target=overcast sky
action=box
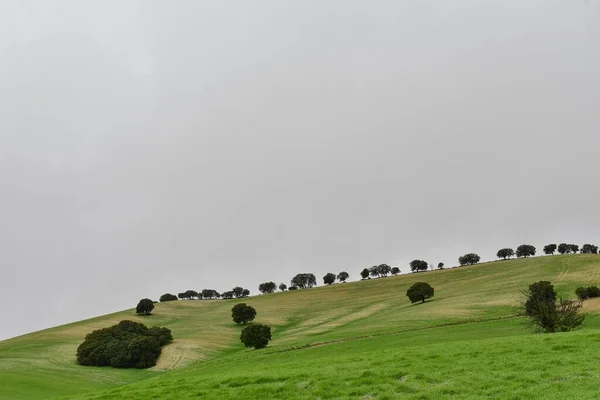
[0,1,599,340]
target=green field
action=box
[1,254,600,399]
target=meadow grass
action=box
[1,254,599,399]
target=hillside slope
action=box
[1,254,599,399]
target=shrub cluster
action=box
[76,320,172,369]
[575,286,600,300]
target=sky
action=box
[0,0,599,340]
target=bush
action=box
[159,293,178,302]
[406,282,434,304]
[575,286,600,300]
[522,281,584,333]
[231,303,256,325]
[76,320,172,368]
[240,324,272,349]
[136,298,154,315]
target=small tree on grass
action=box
[581,244,599,254]
[543,244,557,255]
[458,253,480,266]
[278,283,287,291]
[516,245,536,258]
[496,248,515,260]
[437,262,444,270]
[231,303,256,325]
[576,286,600,300]
[240,324,272,349]
[557,243,570,254]
[569,244,580,254]
[159,293,178,302]
[323,273,336,285]
[409,259,428,272]
[391,267,400,275]
[258,282,277,294]
[522,281,585,333]
[136,298,154,316]
[337,271,349,282]
[360,268,370,279]
[406,282,434,304]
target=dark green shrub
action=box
[231,303,256,325]
[159,293,178,302]
[76,320,172,368]
[575,286,600,300]
[406,282,434,304]
[240,324,272,349]
[522,281,584,333]
[136,298,154,315]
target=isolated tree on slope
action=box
[360,268,370,279]
[258,282,277,294]
[337,271,349,282]
[516,245,536,258]
[496,248,515,260]
[406,282,434,304]
[543,244,557,255]
[278,283,287,291]
[136,298,154,316]
[291,273,317,289]
[437,262,444,270]
[323,273,336,285]
[159,293,178,302]
[391,267,400,275]
[240,324,271,349]
[231,303,256,325]
[458,253,480,266]
[409,259,428,272]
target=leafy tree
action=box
[522,281,584,333]
[378,264,392,277]
[437,262,444,270]
[360,268,370,279]
[391,267,400,275]
[201,289,219,299]
[406,282,434,304]
[323,273,336,285]
[240,324,272,349]
[458,253,480,266]
[557,243,571,254]
[278,283,287,291]
[291,273,316,289]
[369,266,380,278]
[409,259,428,272]
[581,244,599,254]
[232,287,244,298]
[569,244,579,254]
[575,286,600,300]
[496,248,515,260]
[231,303,256,325]
[177,292,186,300]
[221,291,234,299]
[76,320,172,369]
[136,299,154,316]
[288,286,298,290]
[516,245,536,258]
[543,244,557,255]
[159,293,178,302]
[337,271,349,282]
[258,282,277,294]
[242,289,250,298]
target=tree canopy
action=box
[496,248,515,260]
[258,282,277,294]
[391,267,400,275]
[136,299,154,316]
[278,283,287,291]
[291,273,317,289]
[337,271,349,282]
[159,293,178,302]
[323,273,336,285]
[406,282,434,304]
[458,253,480,266]
[543,244,557,255]
[231,303,257,325]
[516,245,536,258]
[360,268,370,279]
[522,281,584,333]
[240,324,272,349]
[581,244,599,254]
[76,320,172,369]
[409,259,428,272]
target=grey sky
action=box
[1,1,599,340]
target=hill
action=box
[1,254,600,399]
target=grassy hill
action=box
[1,254,600,399]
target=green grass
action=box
[1,254,600,399]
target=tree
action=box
[391,267,400,275]
[291,273,316,289]
[360,268,370,279]
[581,244,599,254]
[136,299,154,316]
[231,303,256,325]
[557,243,570,254]
[369,266,380,278]
[241,289,250,298]
[516,245,536,258]
[496,248,515,260]
[437,262,444,270]
[232,287,244,298]
[569,244,579,254]
[76,320,172,369]
[458,253,480,266]
[159,293,178,302]
[522,281,584,333]
[575,286,600,300]
[288,286,298,290]
[409,259,428,272]
[258,282,277,294]
[543,244,557,255]
[201,289,219,299]
[323,273,336,285]
[278,283,287,291]
[406,282,434,304]
[378,264,392,277]
[337,271,349,282]
[221,291,234,299]
[240,324,272,349]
